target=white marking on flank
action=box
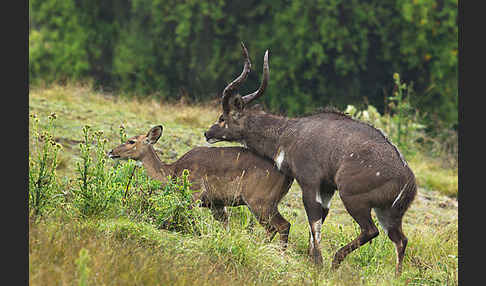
[275,150,285,170]
[391,183,407,208]
[376,171,380,176]
[350,153,354,157]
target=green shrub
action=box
[29,113,63,218]
[119,162,161,221]
[143,169,202,234]
[387,73,427,156]
[75,248,91,286]
[111,160,201,234]
[345,73,426,157]
[29,0,90,83]
[71,126,122,218]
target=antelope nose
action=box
[204,132,207,138]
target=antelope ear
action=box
[146,125,163,144]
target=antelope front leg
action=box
[263,211,291,249]
[271,212,291,249]
[247,205,290,249]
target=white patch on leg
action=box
[313,220,322,244]
[395,243,401,268]
[240,140,248,148]
[316,192,322,204]
[317,192,332,209]
[275,150,285,170]
[309,220,322,251]
[309,230,314,249]
[323,195,332,209]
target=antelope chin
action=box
[107,152,120,159]
[206,138,222,144]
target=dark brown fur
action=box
[204,44,417,275]
[108,125,294,246]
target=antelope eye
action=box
[127,140,136,144]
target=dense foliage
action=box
[29,0,457,127]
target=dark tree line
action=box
[29,0,457,128]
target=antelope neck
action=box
[139,146,173,183]
[244,113,292,162]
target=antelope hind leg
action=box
[331,195,378,269]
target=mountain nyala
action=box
[204,42,417,275]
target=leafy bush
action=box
[119,161,161,221]
[125,169,203,234]
[75,248,91,286]
[345,73,426,157]
[387,73,427,155]
[29,113,63,218]
[29,0,90,83]
[71,126,122,218]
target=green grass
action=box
[29,84,458,285]
[408,154,458,197]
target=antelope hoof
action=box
[331,253,344,270]
[395,266,403,277]
[280,242,289,252]
[331,260,341,270]
[309,249,323,265]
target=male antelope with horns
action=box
[204,42,417,275]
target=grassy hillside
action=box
[29,84,458,285]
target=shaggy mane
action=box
[302,105,354,120]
